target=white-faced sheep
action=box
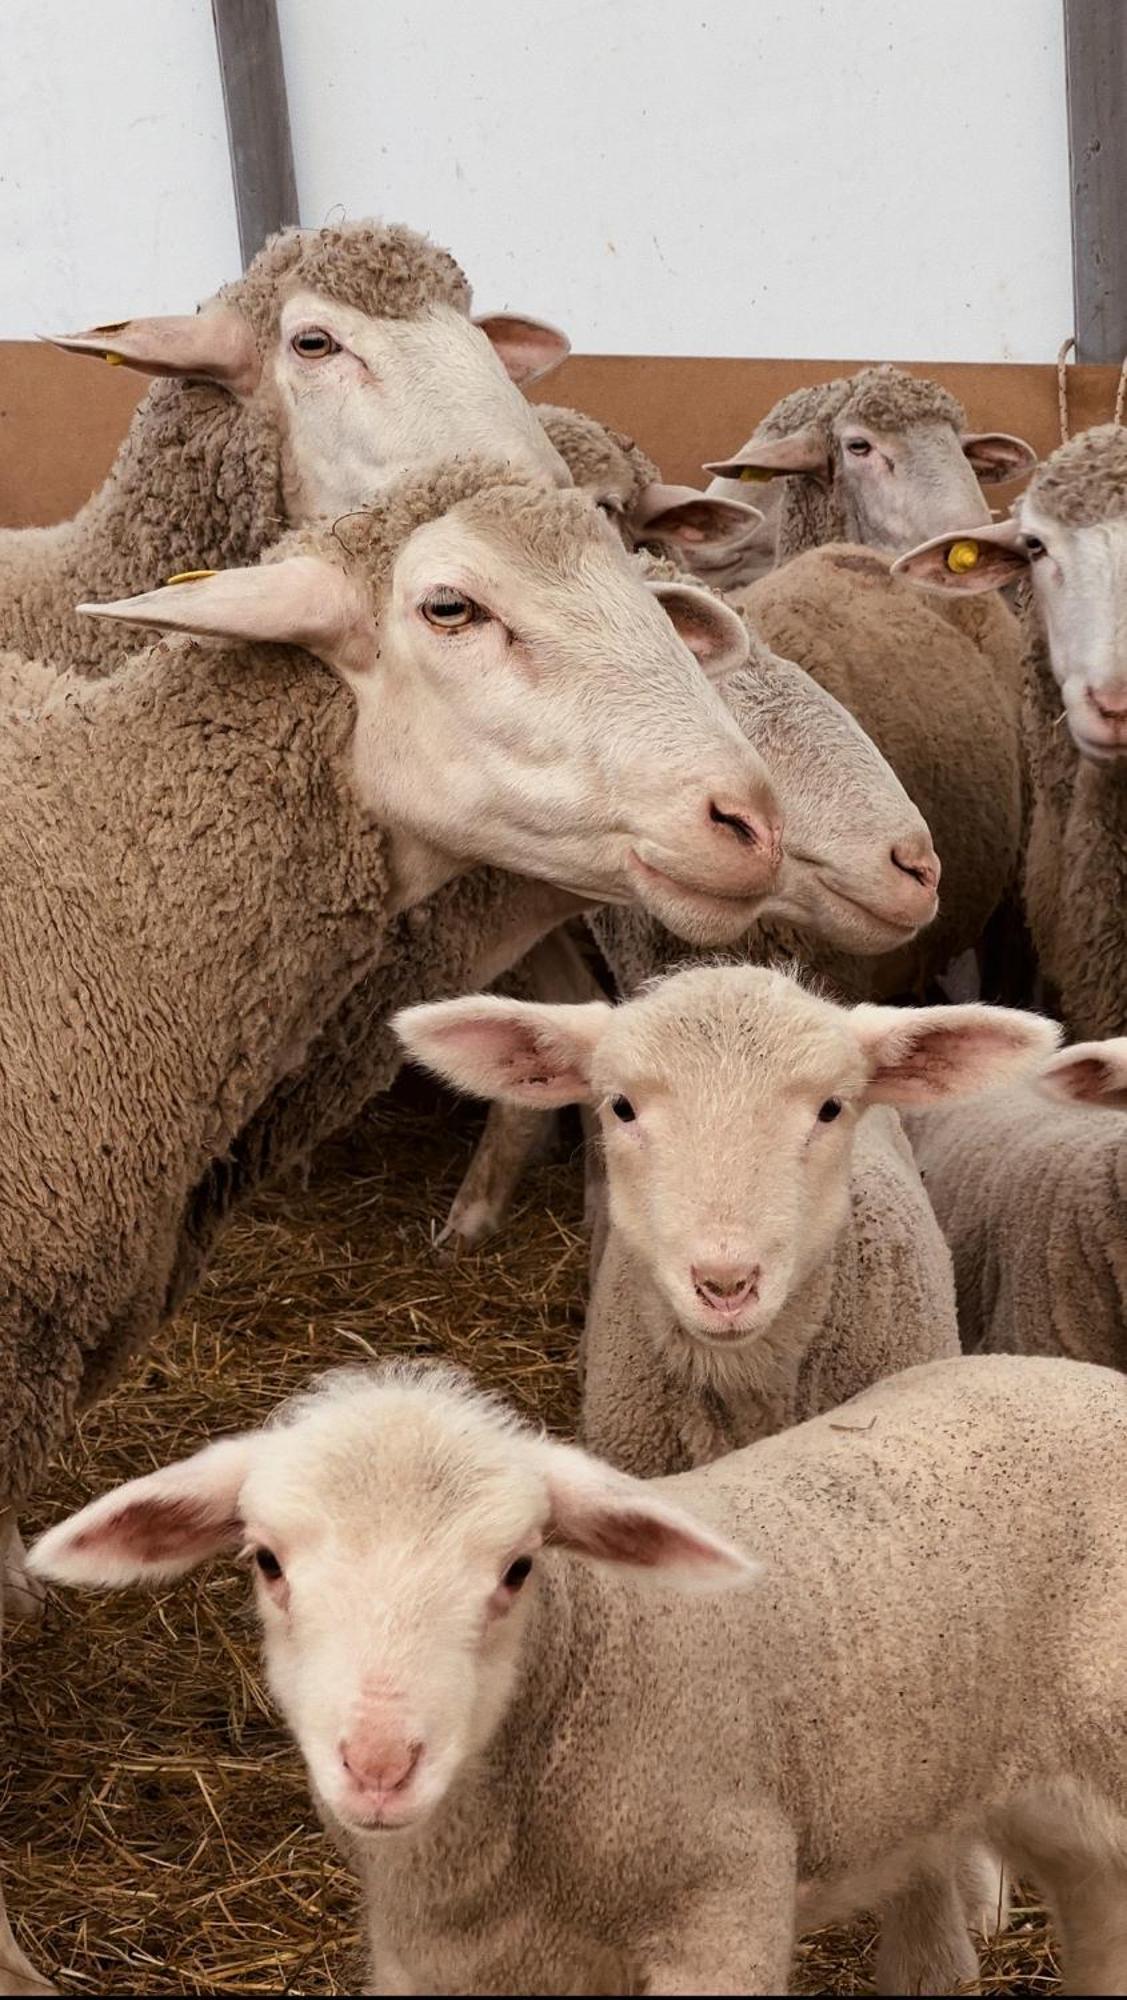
[397,968,1057,1473]
[896,423,1127,1041]
[33,1354,1127,1996]
[1,220,570,676]
[905,1036,1127,1365]
[0,464,781,1995]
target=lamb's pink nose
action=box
[339,1735,422,1798]
[691,1262,761,1314]
[1086,683,1127,722]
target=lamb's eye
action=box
[1024,535,1046,559]
[845,438,872,457]
[254,1547,283,1580]
[502,1555,533,1591]
[290,328,341,359]
[610,1095,637,1123]
[817,1098,843,1124]
[421,590,481,630]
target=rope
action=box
[1055,334,1127,442]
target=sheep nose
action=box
[340,1736,422,1797]
[708,796,783,862]
[691,1262,761,1314]
[1086,683,1127,721]
[891,836,941,894]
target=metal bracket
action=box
[211,0,299,266]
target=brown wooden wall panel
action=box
[3,342,1127,531]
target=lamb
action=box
[895,423,1127,1041]
[704,364,1036,565]
[33,1353,1127,1996]
[904,1037,1127,1365]
[0,463,780,1997]
[0,219,570,676]
[397,968,1056,1473]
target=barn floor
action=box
[3,1084,1059,1995]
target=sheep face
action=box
[29,1369,753,1838]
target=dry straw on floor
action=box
[4,1082,1059,1994]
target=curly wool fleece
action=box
[755,365,966,446]
[1026,421,1127,527]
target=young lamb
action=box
[905,1037,1127,1365]
[0,464,780,1996]
[895,423,1127,1041]
[704,364,1036,566]
[32,1353,1127,1996]
[396,968,1056,1472]
[0,219,570,676]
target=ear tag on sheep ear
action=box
[946,540,981,573]
[738,467,774,483]
[165,569,218,586]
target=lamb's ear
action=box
[27,1438,252,1589]
[539,1441,759,1592]
[961,432,1038,485]
[392,995,612,1107]
[892,518,1029,594]
[1037,1039,1127,1111]
[475,314,571,384]
[852,1003,1062,1107]
[703,427,830,485]
[648,580,750,685]
[44,306,260,396]
[633,482,764,552]
[77,556,376,676]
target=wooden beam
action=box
[211,0,299,266]
[1064,0,1127,363]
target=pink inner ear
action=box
[431,1017,588,1097]
[73,1495,241,1564]
[549,1507,703,1567]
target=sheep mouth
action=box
[1071,729,1127,765]
[626,850,771,931]
[810,871,935,940]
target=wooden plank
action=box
[211,0,299,266]
[1064,0,1127,363]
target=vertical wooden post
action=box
[211,0,299,266]
[1064,0,1127,363]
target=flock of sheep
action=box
[2,215,1127,1996]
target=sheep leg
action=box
[642,1829,795,1995]
[874,1863,981,1995]
[0,1903,54,2000]
[1044,1864,1127,1996]
[0,1516,44,1632]
[438,1103,559,1250]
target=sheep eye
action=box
[290,328,341,359]
[845,438,872,457]
[1024,535,1046,559]
[817,1097,843,1124]
[502,1555,533,1591]
[254,1547,283,1580]
[421,590,481,630]
[596,496,624,517]
[610,1095,637,1123]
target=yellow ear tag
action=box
[946,540,981,573]
[738,466,774,483]
[104,352,125,365]
[165,569,217,586]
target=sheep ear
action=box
[27,1438,252,1589]
[852,1003,1062,1107]
[703,427,830,485]
[77,556,375,675]
[44,306,260,396]
[540,1442,759,1592]
[392,995,611,1107]
[633,483,764,552]
[475,314,571,384]
[961,432,1038,485]
[1037,1039,1127,1110]
[648,580,750,685]
[892,519,1029,594]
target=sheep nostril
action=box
[709,800,759,846]
[891,843,940,892]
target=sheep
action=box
[703,364,1036,566]
[0,220,571,677]
[32,1352,1127,1996]
[904,1037,1127,1365]
[535,403,772,584]
[396,967,1057,1473]
[0,462,781,1995]
[895,423,1127,1041]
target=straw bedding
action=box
[2,1080,1059,1994]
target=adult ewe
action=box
[35,1354,1127,1997]
[896,423,1127,1041]
[0,464,776,1998]
[906,1037,1127,1365]
[1,220,569,675]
